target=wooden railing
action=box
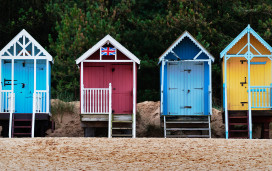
[0,90,15,113]
[35,90,48,113]
[250,86,272,108]
[82,83,112,114]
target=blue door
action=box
[14,60,34,113]
[167,61,204,115]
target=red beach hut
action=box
[76,35,140,138]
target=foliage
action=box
[1,0,272,104]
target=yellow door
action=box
[227,57,248,110]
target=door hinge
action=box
[194,88,203,90]
[240,60,247,64]
[169,88,178,90]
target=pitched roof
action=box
[158,31,214,62]
[76,35,140,64]
[220,25,272,58]
[0,29,53,61]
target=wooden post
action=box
[46,60,49,113]
[9,59,14,138]
[32,59,37,138]
[132,62,136,138]
[161,60,165,115]
[247,28,252,139]
[224,56,229,139]
[81,62,84,114]
[108,83,112,138]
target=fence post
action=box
[108,83,112,138]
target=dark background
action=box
[1,0,272,106]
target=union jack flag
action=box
[101,47,116,55]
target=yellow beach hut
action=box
[221,25,272,139]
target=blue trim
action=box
[247,89,266,92]
[204,62,209,115]
[249,131,252,139]
[251,62,266,65]
[226,131,228,139]
[223,83,226,111]
[220,25,272,58]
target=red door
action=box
[111,64,133,114]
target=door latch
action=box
[21,83,25,88]
[184,69,191,73]
[240,102,248,106]
[240,77,247,86]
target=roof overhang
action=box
[76,35,140,64]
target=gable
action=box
[169,37,210,60]
[227,33,271,55]
[0,29,52,61]
[159,31,214,62]
[86,43,130,61]
[76,35,140,64]
[221,25,272,57]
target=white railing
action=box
[0,90,15,113]
[35,90,48,113]
[82,83,112,114]
[250,86,272,108]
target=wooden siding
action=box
[223,57,271,110]
[166,61,205,115]
[82,62,134,114]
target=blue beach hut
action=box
[159,31,214,138]
[0,29,53,138]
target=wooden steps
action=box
[12,113,33,138]
[228,112,249,139]
[164,115,211,138]
[111,114,133,138]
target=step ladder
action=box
[110,114,133,138]
[163,115,211,138]
[228,111,249,139]
[12,113,33,138]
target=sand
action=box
[0,138,271,170]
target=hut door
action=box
[228,58,248,110]
[111,64,133,114]
[167,62,185,115]
[186,62,204,115]
[14,60,34,113]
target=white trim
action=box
[32,59,37,138]
[224,56,228,139]
[83,60,133,63]
[209,60,212,115]
[9,59,14,138]
[0,29,53,61]
[193,51,203,60]
[167,59,211,62]
[132,62,136,138]
[108,83,112,138]
[81,62,84,114]
[163,116,166,138]
[46,60,49,113]
[161,60,165,115]
[159,31,214,62]
[0,56,50,60]
[76,35,140,64]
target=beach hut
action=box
[76,35,140,138]
[0,29,53,138]
[159,31,214,138]
[221,25,272,139]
